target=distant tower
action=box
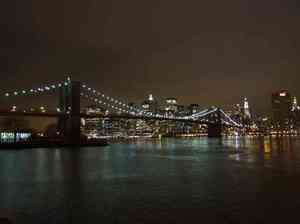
[243,97,251,119]
[292,96,298,111]
[141,94,158,113]
[148,94,154,101]
[57,77,81,145]
[271,90,292,129]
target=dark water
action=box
[1,137,300,223]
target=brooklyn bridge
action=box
[0,77,242,145]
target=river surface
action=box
[0,137,300,223]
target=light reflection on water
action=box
[0,137,300,223]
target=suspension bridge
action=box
[0,77,242,145]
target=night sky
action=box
[1,0,300,114]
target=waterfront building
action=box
[82,105,105,138]
[256,116,271,134]
[0,127,32,143]
[101,118,126,137]
[135,120,153,136]
[125,119,138,136]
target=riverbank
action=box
[0,139,108,149]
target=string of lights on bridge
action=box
[81,83,192,120]
[81,93,134,115]
[81,83,144,115]
[4,80,71,97]
[80,85,219,121]
[1,78,242,127]
[80,84,234,122]
[220,109,243,127]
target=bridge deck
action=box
[0,111,211,124]
[0,111,239,127]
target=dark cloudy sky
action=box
[1,0,300,113]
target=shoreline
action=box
[0,139,108,149]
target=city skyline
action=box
[2,2,300,223]
[1,79,299,117]
[1,78,300,141]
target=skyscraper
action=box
[243,97,251,119]
[271,90,292,128]
[188,104,200,115]
[291,96,300,111]
[165,98,178,113]
[141,94,158,113]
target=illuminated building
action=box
[165,98,178,116]
[256,116,271,134]
[135,120,153,136]
[188,104,200,115]
[290,96,300,127]
[0,132,31,143]
[233,104,242,116]
[225,104,242,124]
[177,105,188,117]
[291,96,300,111]
[243,97,251,119]
[0,124,32,143]
[81,105,105,138]
[128,102,138,112]
[141,94,158,113]
[85,105,105,115]
[271,90,292,129]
